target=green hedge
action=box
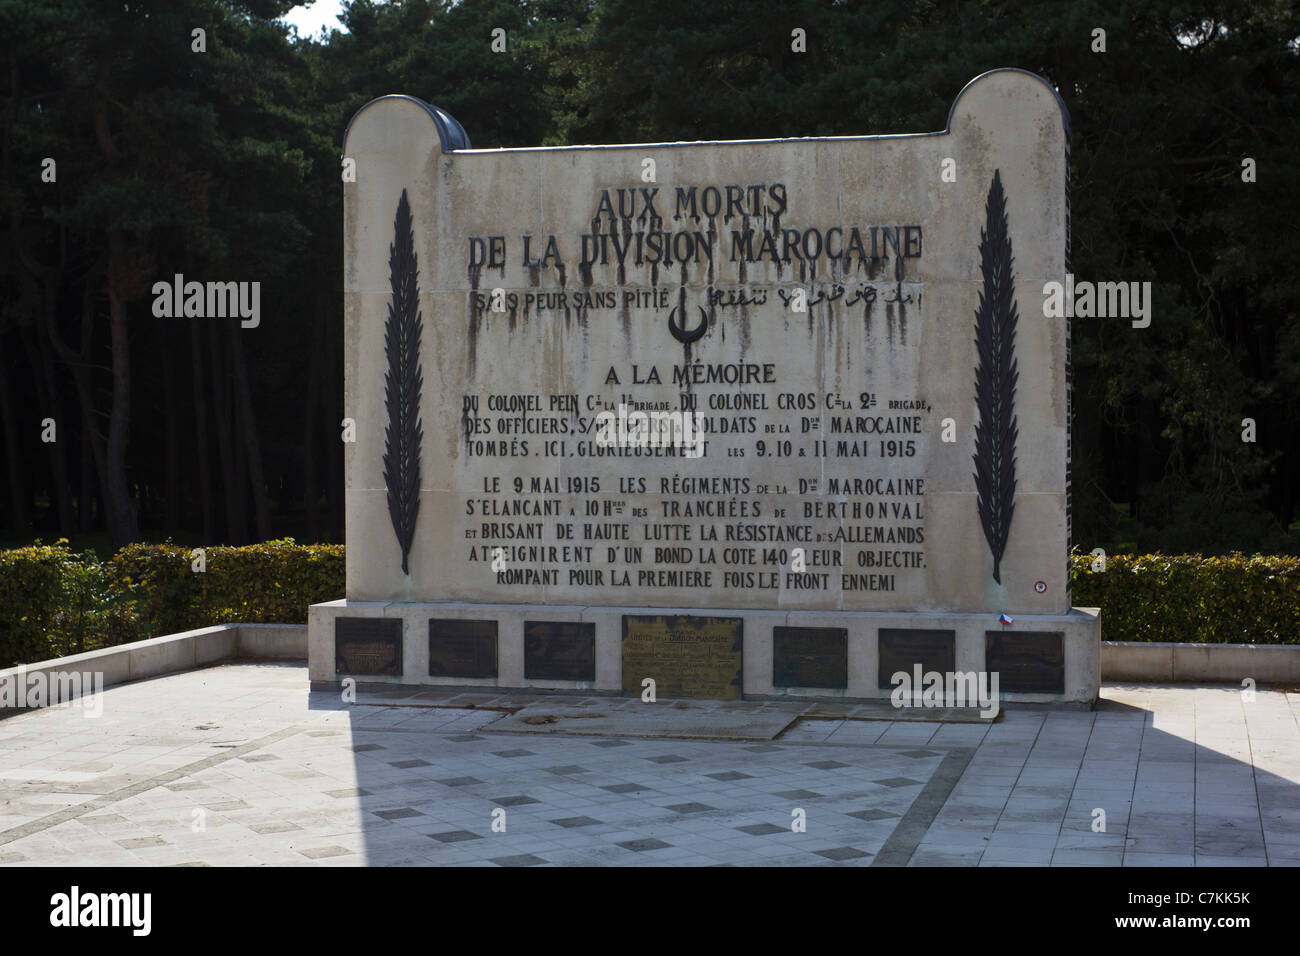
[1071,552,1300,644]
[0,543,70,666]
[108,539,344,636]
[0,542,138,667]
[0,538,343,666]
[1,543,1297,667]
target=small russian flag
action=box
[998,613,1014,626]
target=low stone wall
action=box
[1101,641,1300,683]
[0,624,307,707]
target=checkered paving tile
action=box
[0,666,1293,867]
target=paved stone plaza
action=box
[0,663,1295,866]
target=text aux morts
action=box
[465,182,923,279]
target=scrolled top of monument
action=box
[946,67,1070,137]
[341,69,1074,617]
[344,94,472,153]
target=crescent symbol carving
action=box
[668,304,709,343]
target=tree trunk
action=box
[231,337,248,541]
[104,232,140,548]
[37,320,75,536]
[190,315,215,542]
[79,421,94,533]
[303,292,324,542]
[22,320,75,534]
[93,51,138,549]
[230,327,272,540]
[208,321,241,543]
[1,62,30,535]
[159,324,181,532]
[0,352,29,534]
[328,312,344,542]
[50,283,111,537]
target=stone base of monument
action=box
[308,600,1100,707]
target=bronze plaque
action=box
[525,621,595,681]
[621,615,743,700]
[335,617,403,676]
[985,631,1064,693]
[773,627,847,689]
[878,628,956,689]
[428,619,498,678]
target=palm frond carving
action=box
[972,170,1019,584]
[383,189,423,575]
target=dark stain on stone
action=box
[465,293,479,380]
[897,287,907,344]
[737,214,749,284]
[584,218,601,288]
[705,222,717,288]
[617,220,631,286]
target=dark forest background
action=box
[1,0,1297,557]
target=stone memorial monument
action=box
[308,68,1101,706]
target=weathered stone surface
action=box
[340,70,1071,615]
[310,69,1100,704]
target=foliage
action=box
[0,542,68,666]
[47,546,140,656]
[190,538,345,627]
[0,539,342,665]
[1071,552,1300,643]
[0,541,139,666]
[109,538,344,635]
[107,542,199,639]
